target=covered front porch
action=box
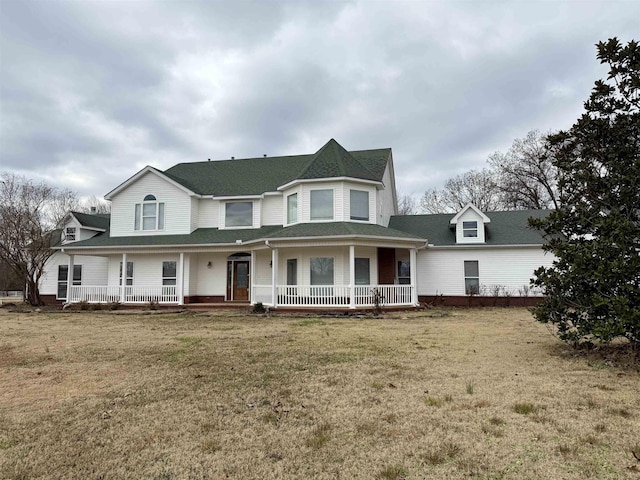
[61,237,424,309]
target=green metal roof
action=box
[388,210,551,246]
[163,139,390,196]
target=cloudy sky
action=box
[1,0,638,201]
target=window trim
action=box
[224,201,254,228]
[287,193,298,225]
[464,260,479,295]
[119,261,134,286]
[462,221,478,238]
[350,189,369,221]
[310,189,334,221]
[134,195,165,231]
[355,257,370,285]
[57,264,82,300]
[162,261,177,286]
[65,227,76,242]
[310,257,334,285]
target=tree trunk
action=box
[26,278,43,306]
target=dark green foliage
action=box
[530,38,640,346]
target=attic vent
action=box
[231,156,235,160]
[90,206,96,213]
[263,154,267,157]
[208,158,211,162]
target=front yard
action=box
[0,307,638,479]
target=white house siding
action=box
[107,254,182,288]
[190,197,199,233]
[197,199,220,229]
[40,252,109,298]
[110,171,193,237]
[416,246,554,296]
[378,163,396,226]
[193,252,231,296]
[455,209,486,244]
[262,194,283,226]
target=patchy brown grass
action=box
[1,307,639,479]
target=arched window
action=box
[134,194,165,231]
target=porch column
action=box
[66,254,75,303]
[250,251,256,304]
[349,245,355,309]
[410,248,418,306]
[178,252,184,305]
[120,253,127,304]
[271,248,278,308]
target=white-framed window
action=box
[350,190,369,221]
[287,259,297,285]
[355,258,370,285]
[463,221,478,238]
[225,201,253,227]
[398,260,411,285]
[57,265,81,300]
[287,193,298,224]
[162,261,177,286]
[310,257,334,285]
[119,261,134,286]
[310,189,333,221]
[135,195,164,231]
[65,227,76,241]
[464,260,479,294]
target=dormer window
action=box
[462,221,478,238]
[65,227,76,241]
[135,194,165,231]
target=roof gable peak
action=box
[449,203,491,225]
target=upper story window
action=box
[225,201,253,227]
[287,193,298,224]
[135,195,164,231]
[310,189,333,221]
[462,221,478,238]
[350,190,369,221]
[65,227,76,241]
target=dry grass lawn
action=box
[0,307,639,479]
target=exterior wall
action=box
[455,209,486,244]
[190,197,199,233]
[110,171,193,237]
[197,198,220,229]
[107,253,181,287]
[416,246,554,296]
[378,163,396,226]
[40,252,109,298]
[262,194,283,226]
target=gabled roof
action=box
[450,203,491,224]
[162,139,391,196]
[69,212,110,230]
[389,210,551,246]
[104,166,196,200]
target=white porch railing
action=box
[69,285,178,304]
[252,284,415,308]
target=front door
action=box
[233,261,250,301]
[227,254,251,301]
[377,248,396,284]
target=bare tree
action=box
[397,192,420,215]
[488,130,559,210]
[0,172,78,305]
[420,168,503,213]
[80,195,111,214]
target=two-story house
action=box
[39,139,554,308]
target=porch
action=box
[67,283,415,308]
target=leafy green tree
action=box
[530,38,640,346]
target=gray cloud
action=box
[1,0,638,200]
